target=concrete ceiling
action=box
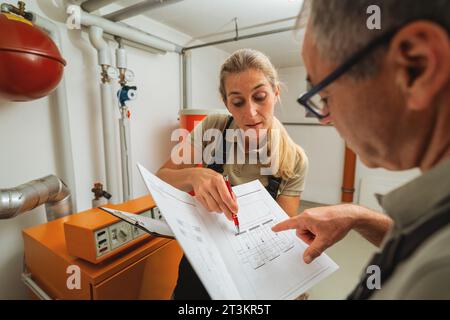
[112,0,307,68]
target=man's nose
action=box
[319,115,332,125]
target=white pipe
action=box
[104,0,185,22]
[31,13,77,212]
[116,42,133,202]
[89,25,111,65]
[81,0,119,13]
[21,272,52,300]
[119,110,132,201]
[100,81,121,204]
[89,26,121,204]
[182,51,192,109]
[80,9,181,53]
[116,47,127,69]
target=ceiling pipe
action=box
[185,16,297,46]
[181,51,192,109]
[81,0,118,13]
[182,26,295,53]
[79,9,182,53]
[103,0,185,22]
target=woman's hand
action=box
[191,168,238,221]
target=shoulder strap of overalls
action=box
[206,116,282,200]
[206,116,234,174]
[347,199,450,299]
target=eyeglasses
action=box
[297,28,399,120]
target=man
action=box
[273,0,450,299]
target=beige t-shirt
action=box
[188,114,308,197]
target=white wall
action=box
[0,0,228,299]
[276,66,346,204]
[190,48,230,111]
[277,66,420,207]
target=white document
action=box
[99,207,175,238]
[137,163,339,300]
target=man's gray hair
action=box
[307,0,450,78]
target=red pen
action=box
[224,175,240,234]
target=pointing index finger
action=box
[271,217,300,232]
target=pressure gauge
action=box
[106,66,118,80]
[124,69,135,82]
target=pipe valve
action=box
[117,85,137,107]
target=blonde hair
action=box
[219,49,307,180]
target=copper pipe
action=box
[341,145,357,203]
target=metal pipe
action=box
[30,12,78,213]
[89,26,121,204]
[0,175,72,221]
[185,16,297,45]
[181,51,192,109]
[80,9,182,53]
[104,0,185,22]
[21,272,52,300]
[341,145,357,203]
[0,3,11,13]
[0,1,32,20]
[81,0,118,13]
[182,26,295,53]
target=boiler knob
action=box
[119,228,128,239]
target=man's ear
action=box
[388,21,450,110]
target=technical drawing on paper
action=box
[232,219,294,269]
[226,195,295,270]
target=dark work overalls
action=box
[173,116,282,300]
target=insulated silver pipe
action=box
[104,0,185,22]
[0,175,72,221]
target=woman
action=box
[157,48,308,299]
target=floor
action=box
[297,201,379,300]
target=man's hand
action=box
[272,204,356,263]
[272,204,393,264]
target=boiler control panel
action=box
[64,196,163,264]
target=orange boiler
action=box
[22,196,183,300]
